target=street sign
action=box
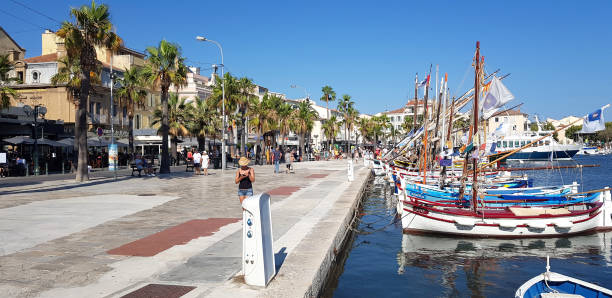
[108,144,118,171]
[97,127,103,137]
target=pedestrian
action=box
[193,150,202,175]
[134,155,144,177]
[273,147,281,174]
[235,156,255,204]
[285,149,293,174]
[201,151,209,176]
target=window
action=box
[497,141,501,147]
[149,94,154,107]
[32,71,40,83]
[515,141,520,147]
[521,141,526,147]
[113,104,118,117]
[95,102,101,115]
[17,71,23,82]
[503,141,507,148]
[513,125,517,131]
[135,114,141,129]
[123,107,127,118]
[545,140,550,146]
[495,117,499,122]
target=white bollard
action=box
[347,159,354,181]
[242,193,276,287]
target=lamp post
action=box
[196,36,226,170]
[23,104,47,175]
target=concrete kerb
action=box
[304,168,371,297]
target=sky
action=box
[2,0,611,119]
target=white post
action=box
[347,159,354,181]
[242,193,276,287]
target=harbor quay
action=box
[0,159,370,298]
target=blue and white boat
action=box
[493,133,580,161]
[516,256,612,298]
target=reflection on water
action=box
[327,156,612,297]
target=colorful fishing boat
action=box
[515,256,612,298]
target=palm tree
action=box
[56,0,121,182]
[144,40,187,173]
[0,54,20,110]
[276,101,294,151]
[321,85,336,120]
[293,100,318,160]
[346,107,359,151]
[152,93,188,162]
[337,94,355,152]
[401,115,414,133]
[248,94,273,164]
[115,66,147,158]
[322,115,340,151]
[237,77,256,155]
[51,55,101,106]
[357,117,373,145]
[185,96,219,151]
[210,72,240,156]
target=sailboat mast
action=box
[472,41,481,212]
[422,73,431,184]
[414,73,418,130]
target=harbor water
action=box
[325,155,612,297]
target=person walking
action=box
[273,147,281,174]
[193,150,202,175]
[235,156,255,204]
[201,151,209,176]
[285,149,293,174]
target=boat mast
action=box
[472,41,481,212]
[421,67,431,184]
[414,73,419,131]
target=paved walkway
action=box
[0,160,369,297]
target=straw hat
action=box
[238,156,250,166]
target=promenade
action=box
[0,160,370,297]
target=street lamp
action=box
[23,104,47,175]
[290,84,309,101]
[196,35,226,170]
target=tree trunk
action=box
[171,138,177,165]
[299,133,305,162]
[75,69,90,182]
[197,135,205,151]
[160,86,170,173]
[128,115,134,160]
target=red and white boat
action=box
[399,187,612,238]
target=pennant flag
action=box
[418,75,430,88]
[579,108,606,134]
[481,76,514,119]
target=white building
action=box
[487,109,528,136]
[377,99,432,133]
[547,115,584,144]
[171,67,213,101]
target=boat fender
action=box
[454,218,476,227]
[527,222,547,229]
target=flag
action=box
[418,75,430,88]
[579,108,606,133]
[481,76,514,119]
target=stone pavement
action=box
[0,159,370,297]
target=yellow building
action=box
[3,29,160,141]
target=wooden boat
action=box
[515,256,612,297]
[400,189,612,238]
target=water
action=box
[326,155,612,297]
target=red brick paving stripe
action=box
[266,186,301,196]
[306,173,328,178]
[121,284,195,298]
[108,218,240,257]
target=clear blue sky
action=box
[2,0,611,119]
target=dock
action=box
[0,159,370,297]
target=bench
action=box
[186,161,195,172]
[131,164,142,177]
[131,164,158,176]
